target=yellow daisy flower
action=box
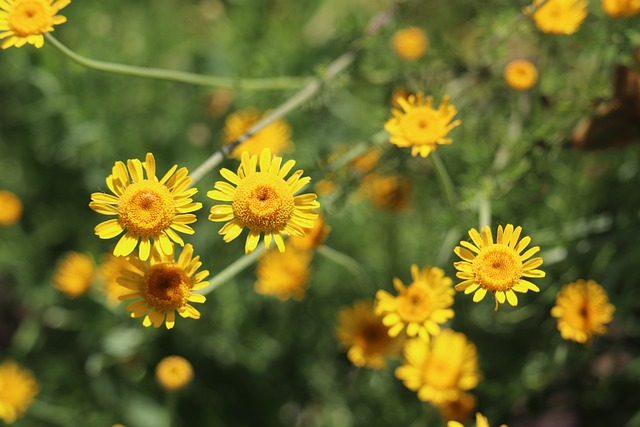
[117,244,209,329]
[254,245,312,301]
[601,0,640,17]
[155,355,194,391]
[453,224,545,310]
[0,0,70,49]
[0,360,38,424]
[551,279,615,343]
[0,190,22,226]
[385,93,461,158]
[392,26,428,61]
[448,412,508,427]
[528,0,588,35]
[223,107,293,159]
[375,265,455,342]
[336,300,403,369]
[288,213,330,250]
[52,252,95,298]
[395,330,480,404]
[436,392,477,424]
[208,148,320,254]
[504,59,538,92]
[98,254,131,307]
[89,153,202,262]
[359,173,413,212]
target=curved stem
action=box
[44,33,308,90]
[200,245,266,295]
[430,151,462,228]
[316,245,363,278]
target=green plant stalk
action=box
[316,245,363,277]
[44,33,307,90]
[430,151,462,228]
[200,245,266,295]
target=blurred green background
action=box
[1,0,640,426]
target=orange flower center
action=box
[356,321,393,353]
[400,107,447,145]
[232,172,294,232]
[396,285,434,323]
[423,356,460,389]
[8,0,54,36]
[142,263,191,312]
[117,181,175,237]
[472,244,523,292]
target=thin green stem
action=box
[430,151,462,228]
[200,245,266,295]
[44,33,308,91]
[478,190,491,229]
[316,245,363,278]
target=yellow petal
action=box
[114,232,139,257]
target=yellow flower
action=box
[359,173,413,212]
[223,107,293,159]
[448,412,508,427]
[117,244,209,329]
[155,355,194,391]
[601,0,640,17]
[336,300,403,369]
[528,0,588,35]
[0,0,69,49]
[255,245,312,301]
[350,146,381,174]
[392,26,428,61]
[0,190,22,226]
[89,153,202,262]
[436,392,477,424]
[98,254,131,307]
[376,265,455,342]
[395,330,480,404]
[0,360,38,424]
[52,252,95,298]
[385,93,461,158]
[453,224,545,310]
[551,279,615,343]
[289,213,330,250]
[504,59,538,92]
[208,148,320,254]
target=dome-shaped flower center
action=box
[117,181,175,237]
[472,244,523,292]
[142,263,191,312]
[400,107,445,145]
[424,356,460,389]
[8,0,53,36]
[397,285,434,323]
[232,172,295,232]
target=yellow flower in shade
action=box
[89,153,202,262]
[436,392,477,424]
[551,279,615,343]
[392,26,428,61]
[504,59,538,92]
[52,252,95,298]
[208,148,320,254]
[0,190,22,226]
[223,107,293,159]
[601,0,640,17]
[448,412,508,427]
[0,360,38,424]
[98,254,131,307]
[255,245,312,301]
[528,0,588,35]
[360,173,413,212]
[0,0,70,49]
[350,146,381,174]
[375,265,455,342]
[155,355,194,391]
[117,244,209,329]
[335,300,403,369]
[453,224,545,311]
[385,93,461,158]
[395,330,480,404]
[289,213,330,250]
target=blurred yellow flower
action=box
[336,300,403,369]
[314,179,337,196]
[0,0,70,49]
[0,190,22,226]
[359,173,413,212]
[223,107,292,159]
[529,0,587,35]
[350,146,381,174]
[98,254,131,307]
[155,355,193,391]
[89,153,202,262]
[289,213,330,250]
[118,244,209,329]
[392,26,428,61]
[208,148,320,254]
[206,88,234,117]
[453,224,545,310]
[504,59,538,91]
[448,412,508,427]
[255,245,312,301]
[436,392,477,424]
[376,265,455,342]
[52,252,95,298]
[385,93,461,158]
[551,279,615,343]
[0,360,38,424]
[601,0,640,17]
[395,330,480,404]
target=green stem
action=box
[478,190,491,229]
[200,245,266,295]
[316,245,363,278]
[430,151,462,228]
[44,33,307,90]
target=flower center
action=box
[424,356,459,389]
[472,244,523,292]
[357,322,391,352]
[8,0,54,36]
[142,263,191,312]
[401,107,444,144]
[397,285,434,323]
[232,172,295,232]
[117,181,175,237]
